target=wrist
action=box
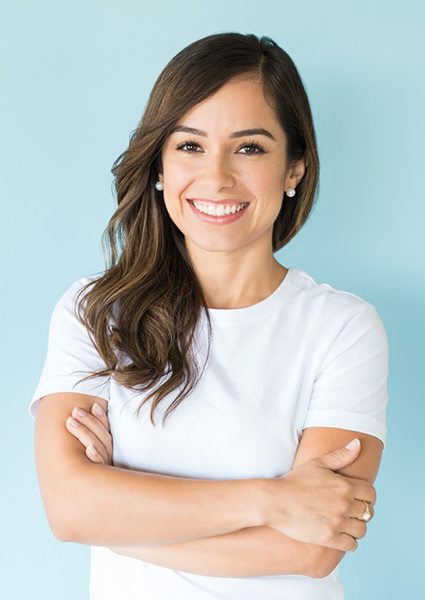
[257,476,293,530]
[253,478,279,528]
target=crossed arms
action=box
[34,392,382,579]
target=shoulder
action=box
[66,275,100,297]
[54,275,100,308]
[288,267,381,324]
[286,268,388,357]
[47,275,103,331]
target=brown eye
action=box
[238,142,266,155]
[176,140,200,152]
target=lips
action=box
[187,198,249,205]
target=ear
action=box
[156,156,164,182]
[284,155,306,189]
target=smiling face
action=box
[159,76,305,258]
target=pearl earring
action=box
[286,187,296,197]
[155,180,163,191]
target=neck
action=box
[186,237,287,310]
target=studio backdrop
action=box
[1,1,424,599]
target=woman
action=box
[29,32,388,599]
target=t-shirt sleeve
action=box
[28,278,111,420]
[302,301,389,447]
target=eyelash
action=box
[175,139,266,155]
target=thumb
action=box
[315,438,361,471]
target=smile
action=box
[187,199,249,224]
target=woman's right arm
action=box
[34,391,268,546]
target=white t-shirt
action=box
[29,266,388,600]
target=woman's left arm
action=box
[127,310,386,578]
[116,425,383,579]
[66,403,322,578]
[108,524,321,578]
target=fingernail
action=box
[87,445,97,455]
[93,403,104,416]
[68,417,79,427]
[345,438,360,451]
[75,407,87,417]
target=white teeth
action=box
[192,201,248,216]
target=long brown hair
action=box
[74,32,320,427]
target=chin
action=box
[185,234,245,254]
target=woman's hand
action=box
[264,440,376,552]
[65,402,113,465]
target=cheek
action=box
[161,182,193,235]
[163,155,192,185]
[160,162,190,214]
[163,166,193,206]
[246,163,284,193]
[253,173,285,217]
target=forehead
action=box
[172,78,282,137]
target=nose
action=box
[199,152,236,189]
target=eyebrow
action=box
[170,125,276,142]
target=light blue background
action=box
[2,1,424,598]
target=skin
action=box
[158,75,305,309]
